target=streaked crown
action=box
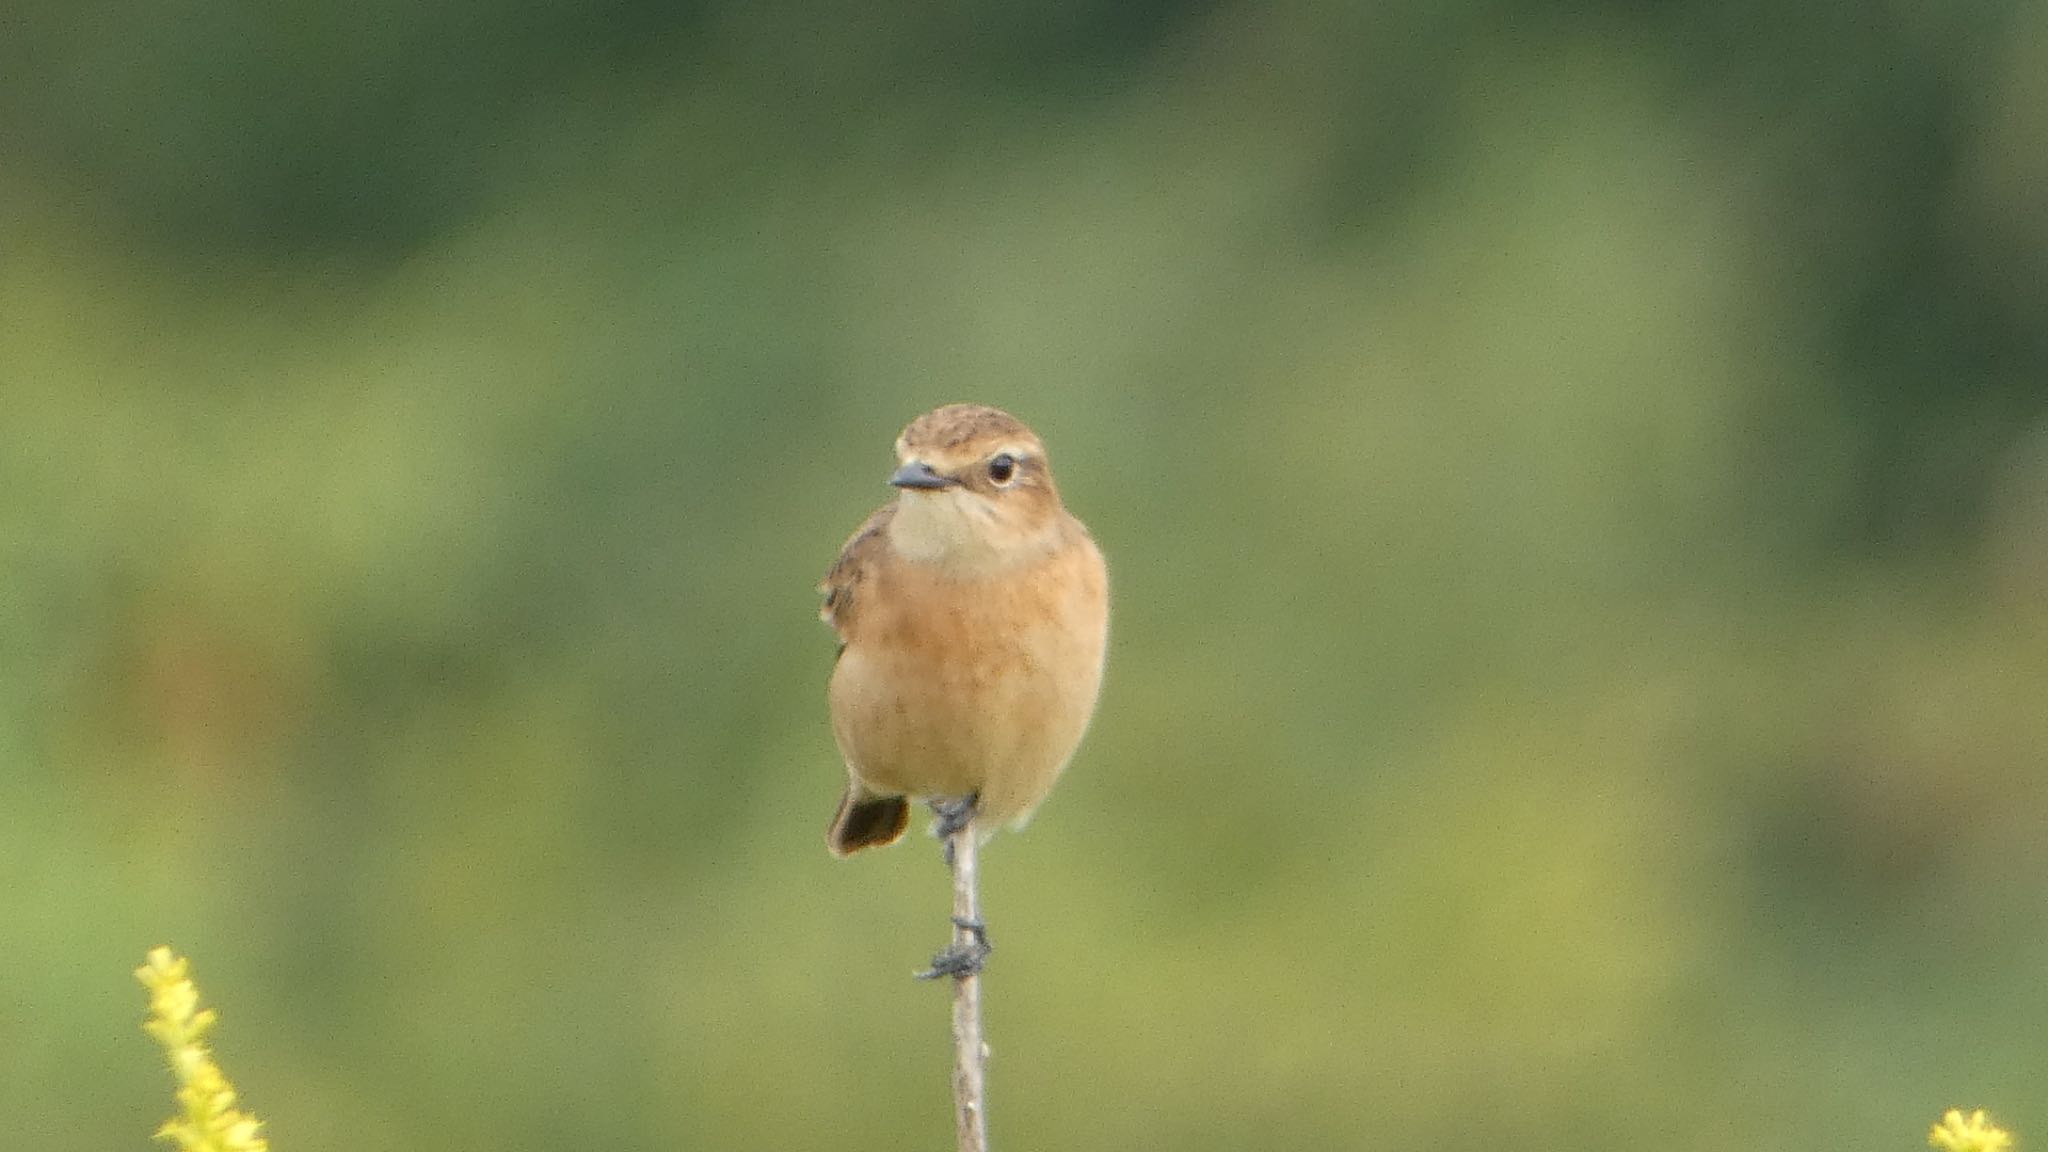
[899,404,1039,462]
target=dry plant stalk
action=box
[943,818,989,1152]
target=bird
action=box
[820,403,1109,858]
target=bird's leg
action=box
[917,916,993,980]
[916,794,991,980]
[930,793,978,842]
[929,793,979,864]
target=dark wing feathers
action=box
[819,502,895,640]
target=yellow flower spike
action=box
[136,947,272,1152]
[1931,1109,2013,1152]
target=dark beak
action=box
[889,460,957,490]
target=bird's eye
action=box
[987,454,1018,486]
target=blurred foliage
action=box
[3,0,2046,1149]
[137,948,272,1152]
[1930,1109,2016,1152]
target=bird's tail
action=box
[827,785,910,857]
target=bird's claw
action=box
[915,917,992,981]
[929,794,978,863]
[929,794,978,840]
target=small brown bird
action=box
[821,404,1109,856]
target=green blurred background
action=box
[5,0,2046,1147]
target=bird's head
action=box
[885,404,1069,572]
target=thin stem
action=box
[946,817,989,1152]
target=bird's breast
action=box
[828,530,1108,823]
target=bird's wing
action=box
[819,501,896,643]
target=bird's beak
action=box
[889,460,957,490]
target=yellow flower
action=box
[1931,1109,2013,1152]
[136,947,271,1152]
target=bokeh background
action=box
[5,0,2047,1148]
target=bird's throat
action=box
[888,491,1004,572]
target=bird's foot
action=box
[915,917,992,981]
[929,794,979,863]
[929,794,978,839]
